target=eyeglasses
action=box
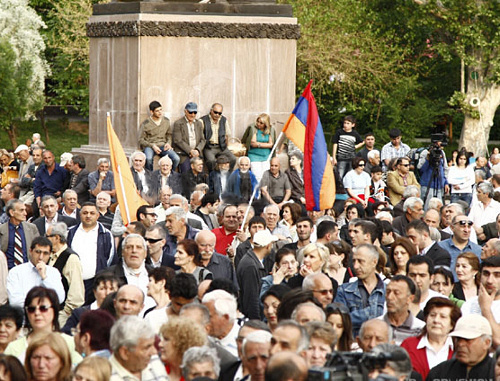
[25,305,52,314]
[212,110,222,115]
[45,234,56,238]
[313,289,334,296]
[454,220,473,227]
[187,111,197,115]
[400,164,410,167]
[145,237,163,244]
[358,163,365,167]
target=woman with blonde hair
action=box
[288,243,330,288]
[243,113,276,182]
[72,357,111,381]
[159,318,207,381]
[25,332,72,381]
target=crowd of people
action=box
[0,106,499,381]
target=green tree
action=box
[0,0,48,148]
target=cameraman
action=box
[417,140,449,210]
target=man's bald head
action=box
[423,208,440,228]
[357,319,392,352]
[114,284,144,317]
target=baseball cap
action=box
[253,230,278,247]
[60,152,73,166]
[14,144,29,154]
[185,102,198,113]
[449,315,492,340]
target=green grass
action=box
[5,119,89,158]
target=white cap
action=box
[60,152,73,166]
[14,144,29,154]
[253,230,278,247]
[449,314,492,339]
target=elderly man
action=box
[270,320,309,356]
[68,202,114,302]
[426,315,494,381]
[173,102,206,173]
[209,155,232,196]
[139,100,180,171]
[392,197,424,237]
[381,275,424,345]
[335,244,386,337]
[406,219,451,267]
[225,156,259,203]
[181,157,208,199]
[152,156,182,197]
[46,222,84,326]
[114,284,146,318]
[68,155,90,205]
[386,157,420,206]
[109,316,167,380]
[0,199,39,269]
[96,191,114,230]
[212,204,241,255]
[0,183,21,224]
[59,189,80,222]
[291,302,326,325]
[169,194,208,230]
[263,204,291,241]
[200,103,237,172]
[19,146,43,205]
[364,149,381,174]
[439,214,482,280]
[164,206,200,262]
[7,236,65,307]
[196,230,237,287]
[182,346,220,381]
[260,157,292,209]
[13,144,32,195]
[302,273,335,309]
[442,203,479,243]
[130,151,154,199]
[202,290,240,357]
[33,195,77,236]
[33,150,69,206]
[469,181,500,232]
[482,238,500,259]
[357,319,392,352]
[88,158,116,203]
[242,331,272,381]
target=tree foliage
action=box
[0,0,48,147]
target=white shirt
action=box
[44,214,60,234]
[417,334,453,370]
[218,321,240,357]
[7,262,65,307]
[136,169,149,195]
[461,296,500,322]
[469,199,500,229]
[61,208,78,219]
[123,263,157,314]
[144,307,168,334]
[71,224,99,280]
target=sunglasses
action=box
[212,110,222,115]
[145,237,163,244]
[454,220,473,227]
[400,164,410,167]
[45,234,56,238]
[26,305,52,314]
[358,163,365,167]
[187,111,197,115]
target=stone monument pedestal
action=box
[74,1,299,168]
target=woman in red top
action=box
[401,297,461,380]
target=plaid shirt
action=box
[380,141,411,170]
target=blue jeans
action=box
[144,147,180,171]
[450,192,472,205]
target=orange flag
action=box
[106,113,147,225]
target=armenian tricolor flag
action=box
[282,81,335,211]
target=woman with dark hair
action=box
[25,332,72,381]
[260,248,298,298]
[325,303,354,352]
[324,241,352,285]
[286,152,306,208]
[453,252,480,302]
[145,266,175,333]
[0,306,23,354]
[175,239,213,285]
[389,237,417,276]
[279,203,302,242]
[4,287,81,365]
[430,267,464,307]
[447,149,475,204]
[0,354,27,381]
[261,285,291,331]
[401,297,462,380]
[339,203,365,243]
[342,156,371,209]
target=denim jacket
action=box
[334,275,386,337]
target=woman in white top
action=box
[342,157,371,208]
[447,150,475,205]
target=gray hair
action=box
[96,191,111,202]
[110,316,155,352]
[371,344,412,378]
[129,151,146,166]
[5,199,23,218]
[237,156,250,167]
[179,303,210,326]
[33,133,41,140]
[428,227,441,242]
[302,273,329,292]
[242,330,272,357]
[158,156,173,166]
[190,157,203,165]
[355,244,380,261]
[477,181,494,198]
[427,197,443,210]
[62,189,77,200]
[402,185,420,199]
[403,197,423,213]
[359,319,393,343]
[41,195,57,207]
[367,149,380,160]
[170,194,189,207]
[291,302,326,322]
[274,320,309,353]
[50,222,68,243]
[165,206,187,221]
[490,239,500,255]
[447,202,465,215]
[97,158,110,166]
[375,211,393,223]
[264,204,280,215]
[182,346,220,379]
[122,233,147,251]
[202,290,237,322]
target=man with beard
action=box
[209,155,232,196]
[225,156,259,203]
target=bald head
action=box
[357,319,391,352]
[114,285,144,317]
[423,208,440,228]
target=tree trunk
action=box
[37,108,49,146]
[6,124,17,149]
[459,82,500,157]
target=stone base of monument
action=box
[77,1,299,168]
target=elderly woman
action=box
[181,346,220,381]
[288,243,330,288]
[159,318,208,381]
[175,239,213,285]
[304,322,336,367]
[244,113,276,182]
[25,332,72,381]
[343,157,371,209]
[401,297,461,380]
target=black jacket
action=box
[426,353,494,381]
[425,242,451,267]
[237,250,269,320]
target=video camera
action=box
[307,351,404,381]
[427,133,447,169]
